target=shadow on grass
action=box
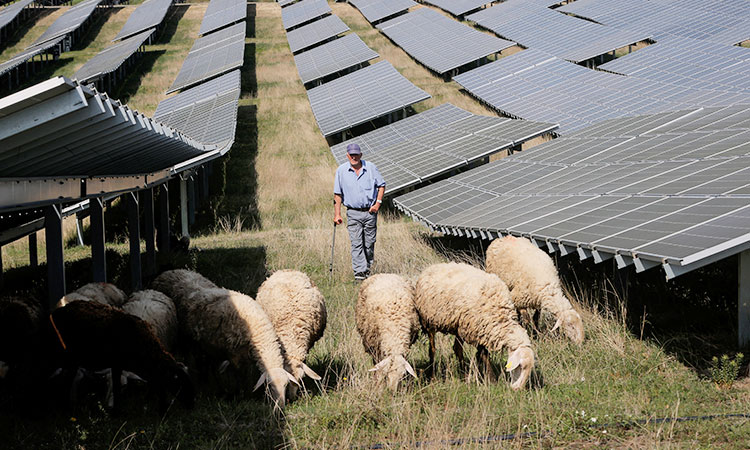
[72,6,120,51]
[112,49,165,101]
[0,7,56,54]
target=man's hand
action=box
[368,203,380,214]
[334,214,343,225]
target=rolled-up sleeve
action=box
[372,164,386,188]
[333,167,342,195]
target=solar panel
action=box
[199,0,246,36]
[558,0,750,45]
[306,60,430,137]
[155,70,240,146]
[0,0,35,32]
[31,0,105,47]
[73,29,154,84]
[329,103,556,193]
[393,104,750,277]
[293,33,378,84]
[377,8,514,76]
[278,0,298,7]
[348,0,416,24]
[422,0,494,17]
[167,22,245,93]
[281,0,331,30]
[286,14,349,54]
[112,0,172,41]
[467,0,651,63]
[0,36,64,77]
[453,48,750,134]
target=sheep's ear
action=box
[253,372,267,391]
[397,355,417,379]
[218,360,230,374]
[287,371,301,386]
[505,350,522,372]
[302,363,322,381]
[369,357,392,372]
[551,317,562,332]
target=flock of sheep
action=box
[0,235,584,413]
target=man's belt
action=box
[347,206,371,212]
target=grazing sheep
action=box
[356,274,419,390]
[123,290,178,352]
[181,287,297,409]
[150,269,219,306]
[0,296,42,364]
[44,300,194,411]
[414,263,535,390]
[255,270,327,400]
[485,236,584,344]
[57,282,127,309]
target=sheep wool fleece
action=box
[123,290,179,352]
[415,263,530,352]
[151,270,219,307]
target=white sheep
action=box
[181,287,297,409]
[485,236,584,344]
[123,290,178,352]
[355,274,419,390]
[414,262,535,390]
[255,270,326,400]
[57,282,127,309]
[150,269,219,306]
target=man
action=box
[333,143,386,281]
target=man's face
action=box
[347,152,362,166]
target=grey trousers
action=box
[346,209,378,274]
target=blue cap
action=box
[346,143,362,155]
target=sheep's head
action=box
[254,367,298,410]
[288,363,322,401]
[551,308,584,345]
[370,355,416,391]
[506,346,535,390]
[171,363,195,408]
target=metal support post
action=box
[187,177,196,226]
[180,177,189,238]
[143,188,156,276]
[158,183,170,253]
[45,204,65,310]
[202,167,209,198]
[0,246,3,289]
[126,192,142,291]
[75,214,85,246]
[29,232,38,268]
[90,197,106,282]
[739,250,750,347]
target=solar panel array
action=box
[422,0,493,18]
[167,21,245,93]
[306,60,430,136]
[294,33,378,84]
[0,0,35,32]
[558,0,750,45]
[329,103,557,192]
[454,48,750,134]
[348,0,416,24]
[281,0,331,30]
[278,0,297,7]
[199,0,246,36]
[377,8,514,75]
[467,0,651,63]
[0,36,63,77]
[113,0,172,41]
[394,104,750,277]
[155,70,241,146]
[31,0,104,47]
[73,28,153,83]
[599,38,750,94]
[286,14,349,54]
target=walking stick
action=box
[329,223,337,282]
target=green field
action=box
[1,2,750,448]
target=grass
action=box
[2,1,750,448]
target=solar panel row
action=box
[329,103,557,193]
[281,0,331,30]
[306,60,430,137]
[113,0,172,41]
[348,0,416,24]
[293,33,378,84]
[0,35,62,77]
[286,14,349,54]
[453,48,750,134]
[74,28,154,83]
[393,105,750,277]
[31,0,105,48]
[199,0,246,36]
[467,0,651,63]
[377,8,514,75]
[0,0,35,32]
[167,21,245,93]
[421,0,493,18]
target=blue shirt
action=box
[333,160,386,209]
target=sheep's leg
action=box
[476,345,496,383]
[111,367,123,414]
[427,331,436,378]
[452,336,467,374]
[532,309,541,333]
